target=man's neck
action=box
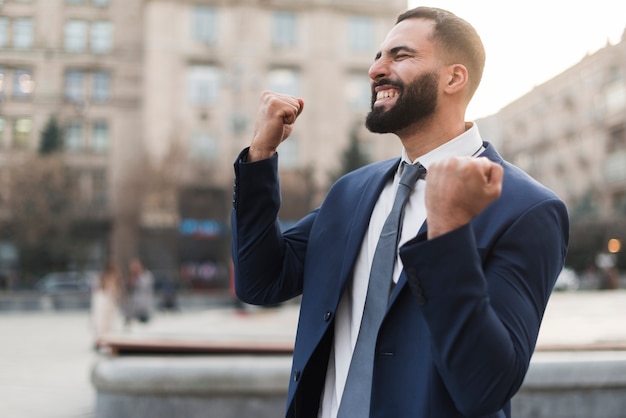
[399,118,468,162]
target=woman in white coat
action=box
[91,259,122,348]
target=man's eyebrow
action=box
[389,46,417,55]
[374,45,417,61]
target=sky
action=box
[406,0,626,120]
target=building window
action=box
[0,67,5,99]
[190,132,218,161]
[91,21,112,53]
[12,118,32,149]
[64,70,84,102]
[65,20,88,52]
[346,73,371,112]
[0,18,8,48]
[192,6,217,46]
[92,0,110,6]
[13,68,34,99]
[348,16,374,53]
[77,170,93,205]
[605,79,626,114]
[66,0,85,4]
[91,120,109,153]
[13,18,34,50]
[607,124,626,153]
[65,120,84,151]
[0,117,5,148]
[267,68,300,96]
[92,70,111,102]
[65,69,111,103]
[91,169,107,206]
[272,11,297,49]
[187,65,221,105]
[278,135,298,169]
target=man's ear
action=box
[443,64,468,95]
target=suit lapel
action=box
[337,159,401,292]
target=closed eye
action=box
[374,46,417,62]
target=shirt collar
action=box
[400,122,484,171]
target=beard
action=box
[365,71,439,134]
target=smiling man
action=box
[231,6,569,418]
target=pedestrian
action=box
[127,258,155,324]
[158,273,179,312]
[91,258,123,349]
[231,6,569,418]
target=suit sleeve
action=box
[400,197,569,416]
[231,149,315,305]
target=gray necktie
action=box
[337,162,426,418]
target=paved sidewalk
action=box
[0,312,97,418]
[116,290,626,351]
[110,303,299,351]
[536,290,626,349]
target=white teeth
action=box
[376,90,399,101]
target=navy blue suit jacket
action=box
[231,142,569,417]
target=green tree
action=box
[330,125,371,183]
[39,116,63,155]
[3,155,76,283]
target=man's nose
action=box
[368,59,389,81]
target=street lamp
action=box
[608,238,621,254]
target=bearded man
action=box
[231,6,569,418]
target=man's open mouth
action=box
[375,89,400,103]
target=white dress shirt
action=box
[318,123,485,418]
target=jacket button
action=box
[323,311,332,321]
[293,369,301,382]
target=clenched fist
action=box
[426,156,503,239]
[248,91,304,162]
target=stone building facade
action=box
[0,0,406,286]
[0,0,143,280]
[478,29,626,269]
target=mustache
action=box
[372,78,404,91]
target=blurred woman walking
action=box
[91,258,123,349]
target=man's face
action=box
[365,70,438,134]
[365,18,441,134]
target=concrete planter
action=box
[512,351,626,418]
[93,351,626,418]
[92,355,291,418]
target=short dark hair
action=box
[396,7,486,99]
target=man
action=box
[231,6,569,418]
[127,258,154,324]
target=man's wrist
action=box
[248,146,277,162]
[427,214,472,239]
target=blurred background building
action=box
[478,28,626,281]
[0,0,406,290]
[1,0,624,292]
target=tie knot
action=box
[399,162,426,190]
